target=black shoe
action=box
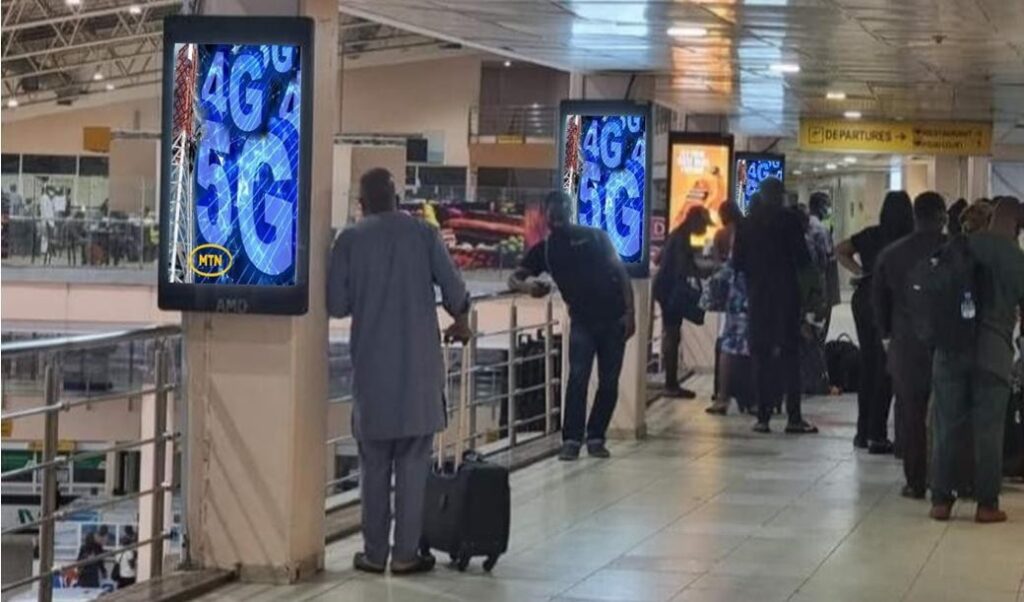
[901,485,926,500]
[559,441,581,461]
[784,420,819,434]
[391,553,436,575]
[868,439,894,455]
[664,386,697,399]
[752,421,771,434]
[353,552,386,574]
[705,403,728,415]
[853,435,868,450]
[587,441,611,458]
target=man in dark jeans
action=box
[509,191,635,461]
[873,192,946,499]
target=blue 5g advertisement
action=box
[735,152,785,215]
[560,101,652,277]
[160,17,312,314]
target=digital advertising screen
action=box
[159,16,313,314]
[667,133,733,248]
[559,101,652,277]
[735,152,785,215]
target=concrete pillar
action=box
[183,0,334,583]
[607,280,650,439]
[137,392,174,580]
[103,448,119,496]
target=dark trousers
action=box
[564,320,626,444]
[893,377,929,490]
[661,313,684,390]
[851,286,892,442]
[358,435,433,565]
[753,347,803,424]
[931,351,1010,507]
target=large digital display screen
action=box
[667,133,733,248]
[159,16,312,314]
[560,101,651,277]
[735,152,785,215]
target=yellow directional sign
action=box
[799,119,992,156]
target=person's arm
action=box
[835,237,863,277]
[507,242,551,298]
[326,231,352,319]
[428,228,472,342]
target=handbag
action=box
[669,277,705,326]
[701,264,733,313]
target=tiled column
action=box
[182,0,335,583]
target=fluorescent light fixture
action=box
[843,156,857,163]
[65,0,81,6]
[105,82,116,91]
[844,110,862,119]
[792,169,803,175]
[7,98,18,108]
[769,63,800,74]
[826,91,846,100]
[128,4,142,14]
[503,60,512,67]
[92,71,104,81]
[667,26,708,38]
[825,163,838,170]
[812,167,820,173]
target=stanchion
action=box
[543,298,554,434]
[506,303,518,447]
[150,341,168,578]
[38,358,60,602]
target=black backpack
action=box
[825,334,860,393]
[906,236,979,352]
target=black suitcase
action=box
[421,453,510,571]
[421,342,511,572]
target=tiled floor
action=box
[197,379,1024,602]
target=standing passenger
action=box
[930,198,1024,523]
[328,168,472,574]
[873,192,947,499]
[653,207,712,399]
[508,191,635,461]
[733,178,818,434]
[837,191,914,453]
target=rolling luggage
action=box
[1004,357,1024,479]
[825,334,860,393]
[421,343,510,572]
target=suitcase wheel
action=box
[455,553,471,572]
[482,555,498,572]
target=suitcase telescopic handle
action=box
[437,340,471,472]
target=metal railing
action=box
[469,104,559,140]
[2,214,158,269]
[324,292,565,501]
[1,325,182,602]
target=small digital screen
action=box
[167,43,301,286]
[735,153,785,215]
[561,113,647,267]
[667,137,732,247]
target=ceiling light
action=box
[7,98,18,108]
[105,82,116,91]
[667,26,708,38]
[844,110,862,119]
[812,167,820,173]
[65,0,81,6]
[128,4,142,15]
[768,63,800,74]
[843,156,857,163]
[792,169,803,175]
[502,60,512,67]
[92,71,104,81]
[826,91,846,101]
[825,163,838,170]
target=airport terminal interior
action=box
[1,0,1023,601]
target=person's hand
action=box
[622,312,636,341]
[882,338,891,353]
[528,280,552,298]
[444,318,473,344]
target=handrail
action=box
[1,324,182,357]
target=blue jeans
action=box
[564,320,627,444]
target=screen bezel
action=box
[158,15,314,315]
[666,132,735,248]
[558,100,653,278]
[734,151,786,215]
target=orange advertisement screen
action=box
[667,136,733,247]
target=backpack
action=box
[825,334,860,393]
[906,236,979,352]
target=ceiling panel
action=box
[342,0,1024,136]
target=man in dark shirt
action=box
[873,191,947,499]
[930,197,1024,523]
[733,178,817,434]
[509,191,635,461]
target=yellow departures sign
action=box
[799,119,992,155]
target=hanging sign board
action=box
[799,119,992,156]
